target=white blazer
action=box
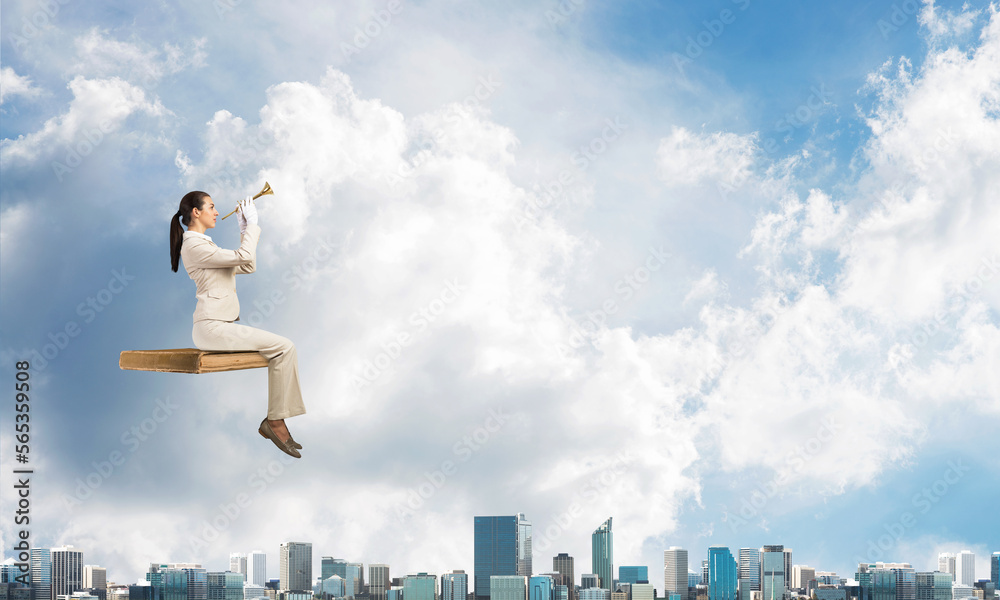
[181,224,261,323]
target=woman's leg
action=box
[193,320,307,421]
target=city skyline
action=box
[2,0,998,589]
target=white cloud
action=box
[70,28,207,83]
[0,67,43,104]
[656,126,758,187]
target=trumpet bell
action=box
[253,182,273,199]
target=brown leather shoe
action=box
[259,419,301,458]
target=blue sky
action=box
[2,0,998,589]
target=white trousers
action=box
[192,320,306,420]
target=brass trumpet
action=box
[221,181,274,220]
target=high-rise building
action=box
[370,565,390,600]
[579,590,610,600]
[664,548,688,600]
[708,548,737,600]
[856,563,915,600]
[52,547,84,598]
[937,556,956,583]
[530,576,554,600]
[31,551,52,600]
[992,553,1000,588]
[618,568,647,586]
[345,564,363,597]
[791,567,815,591]
[553,555,575,600]
[592,519,613,591]
[230,556,248,582]
[631,584,654,600]
[475,515,532,600]
[248,552,266,588]
[321,576,345,598]
[582,576,600,590]
[403,574,436,600]
[279,543,312,592]
[491,577,527,600]
[956,552,975,587]
[83,567,107,592]
[760,547,785,600]
[208,572,244,600]
[738,550,760,593]
[916,572,952,600]
[322,560,347,582]
[442,571,469,600]
[782,551,792,593]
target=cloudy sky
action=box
[2,0,998,589]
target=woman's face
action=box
[191,196,218,230]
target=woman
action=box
[169,190,305,458]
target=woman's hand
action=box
[237,196,259,231]
[236,196,249,234]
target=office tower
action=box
[52,547,84,598]
[321,576,345,598]
[992,553,1000,588]
[938,556,956,583]
[592,519,614,591]
[791,567,815,591]
[208,573,244,600]
[555,586,569,600]
[738,550,760,593]
[475,515,532,600]
[248,552,266,588]
[664,548,688,599]
[708,548,738,600]
[702,562,710,586]
[345,564,363,597]
[230,556,248,582]
[631,585,653,600]
[553,555,575,600]
[582,576,600,590]
[279,543,312,592]
[370,565,390,600]
[323,560,349,582]
[618,568,647,586]
[579,590,610,600]
[956,552,975,587]
[443,571,469,600]
[916,572,952,600]
[403,574,437,600]
[760,547,786,600]
[519,516,534,579]
[530,576,554,600]
[31,551,52,600]
[83,567,107,591]
[492,577,528,600]
[855,563,916,600]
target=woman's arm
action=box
[182,224,261,269]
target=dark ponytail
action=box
[170,191,209,272]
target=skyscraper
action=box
[618,568,648,586]
[937,555,956,582]
[83,566,107,591]
[475,515,532,600]
[491,576,528,600]
[51,546,84,598]
[147,563,208,600]
[279,542,312,592]
[708,548,737,600]
[229,555,247,582]
[370,565,390,600]
[738,550,760,592]
[991,553,999,588]
[760,546,785,600]
[916,572,952,600]
[443,571,469,600]
[582,576,600,590]
[663,548,688,600]
[782,551,792,593]
[403,574,437,600]
[553,555,575,600]
[592,519,613,591]
[530,576,554,600]
[208,572,244,600]
[956,552,975,587]
[248,552,266,587]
